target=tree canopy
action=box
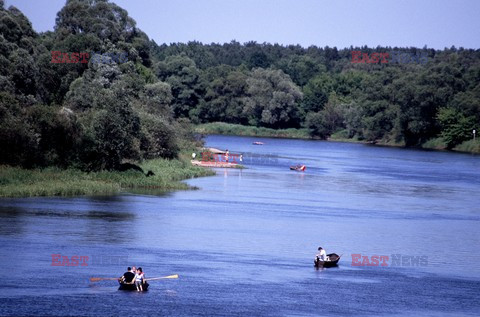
[1,0,479,170]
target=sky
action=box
[4,0,480,49]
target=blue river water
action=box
[0,135,479,316]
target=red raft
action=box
[290,165,306,171]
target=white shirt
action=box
[317,249,327,261]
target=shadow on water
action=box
[0,197,137,244]
[0,206,25,236]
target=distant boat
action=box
[290,165,306,171]
[314,253,341,268]
[252,141,264,145]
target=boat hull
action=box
[118,282,149,291]
[290,165,306,171]
[314,253,340,268]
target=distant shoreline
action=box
[195,122,480,155]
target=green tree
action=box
[437,107,476,149]
[244,68,303,128]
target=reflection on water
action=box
[0,135,479,316]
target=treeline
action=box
[152,42,480,148]
[0,0,190,170]
[1,0,479,172]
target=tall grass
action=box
[0,158,215,198]
[422,137,447,150]
[195,122,310,139]
[453,139,480,153]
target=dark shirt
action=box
[123,271,135,283]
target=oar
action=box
[146,274,179,281]
[89,277,119,282]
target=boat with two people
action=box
[90,267,178,291]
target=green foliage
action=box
[305,111,329,139]
[138,112,179,159]
[422,137,447,150]
[2,0,480,176]
[244,68,303,128]
[155,53,204,118]
[437,107,477,149]
[453,139,480,153]
[302,75,332,112]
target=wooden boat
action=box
[314,253,341,268]
[252,141,264,145]
[118,281,149,291]
[290,164,306,171]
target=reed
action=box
[0,157,215,198]
[195,122,311,139]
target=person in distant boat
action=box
[225,149,229,163]
[315,247,329,262]
[135,267,145,291]
[119,267,135,284]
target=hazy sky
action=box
[5,0,480,49]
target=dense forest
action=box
[1,0,479,171]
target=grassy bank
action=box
[421,137,480,154]
[0,156,215,198]
[195,122,480,154]
[195,122,311,139]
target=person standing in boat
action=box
[135,267,145,291]
[225,149,229,163]
[119,267,136,284]
[316,247,329,262]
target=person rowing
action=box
[119,267,135,284]
[315,247,329,262]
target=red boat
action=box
[290,165,306,171]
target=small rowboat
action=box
[118,281,149,291]
[290,165,306,171]
[314,253,341,268]
[252,141,264,145]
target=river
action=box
[1,135,479,316]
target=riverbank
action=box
[195,122,311,139]
[0,156,215,198]
[195,122,480,154]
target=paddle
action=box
[89,277,120,282]
[90,274,178,283]
[147,274,179,281]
